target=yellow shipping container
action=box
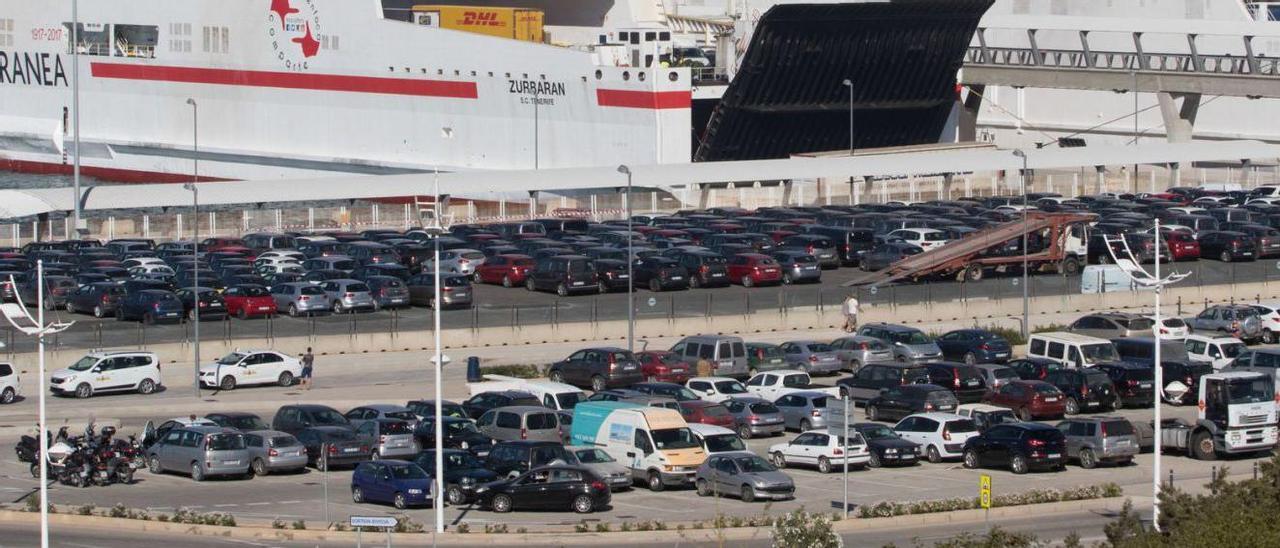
[411,5,544,43]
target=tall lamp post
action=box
[617,165,634,353]
[71,0,83,236]
[184,98,200,398]
[842,79,855,205]
[1011,150,1030,338]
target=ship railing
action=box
[690,66,729,84]
[966,46,1280,77]
[115,42,156,59]
[69,42,112,57]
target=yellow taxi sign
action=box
[979,474,992,509]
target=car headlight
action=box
[884,448,898,454]
[407,488,423,495]
[459,441,469,449]
[460,476,476,485]
[474,486,488,494]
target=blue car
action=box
[934,329,1012,365]
[351,460,433,509]
[116,289,185,324]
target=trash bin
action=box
[466,356,482,383]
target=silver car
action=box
[773,391,830,431]
[146,425,251,481]
[365,276,411,310]
[1187,304,1264,342]
[974,363,1020,391]
[829,336,894,372]
[857,323,943,363]
[302,255,357,274]
[695,451,795,502]
[778,340,844,375]
[424,248,487,276]
[242,430,308,475]
[321,279,376,313]
[722,396,786,439]
[270,282,331,317]
[476,406,562,443]
[354,419,419,459]
[565,445,632,491]
[1055,417,1140,468]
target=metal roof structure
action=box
[0,139,1276,220]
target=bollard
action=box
[1168,468,1174,488]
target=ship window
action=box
[63,23,112,56]
[638,71,646,82]
[221,27,228,53]
[668,71,679,82]
[203,27,211,52]
[594,70,602,80]
[622,71,630,81]
[659,32,670,41]
[645,32,656,41]
[629,33,639,45]
[114,24,158,58]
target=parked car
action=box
[954,403,1021,434]
[1006,357,1065,381]
[1067,312,1153,340]
[63,282,126,318]
[778,340,844,375]
[629,381,701,402]
[476,406,562,443]
[406,399,468,421]
[864,384,959,423]
[406,273,473,308]
[221,284,277,319]
[525,255,599,296]
[725,253,782,287]
[146,425,251,481]
[923,362,988,403]
[1198,230,1259,262]
[721,396,786,439]
[205,412,271,432]
[677,400,736,428]
[1093,363,1156,408]
[413,415,496,458]
[242,430,308,476]
[744,342,790,376]
[1183,334,1246,370]
[634,351,692,384]
[674,250,731,288]
[483,440,576,479]
[353,418,419,460]
[270,282,331,317]
[773,391,831,432]
[857,323,943,363]
[271,404,353,436]
[961,422,1067,474]
[695,451,795,502]
[835,362,931,403]
[548,348,643,392]
[1186,304,1263,342]
[116,289,184,324]
[850,422,921,468]
[981,380,1067,420]
[892,413,980,463]
[829,336,894,372]
[686,376,750,403]
[934,329,1012,364]
[858,242,923,271]
[199,349,302,391]
[461,390,541,420]
[297,426,371,470]
[413,449,499,505]
[474,465,611,513]
[668,335,750,380]
[564,445,632,491]
[351,460,433,509]
[1041,368,1119,414]
[767,430,870,473]
[174,286,227,321]
[770,251,822,285]
[50,351,161,399]
[1055,417,1139,468]
[474,254,536,287]
[320,279,377,313]
[972,363,1020,392]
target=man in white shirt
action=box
[842,294,860,333]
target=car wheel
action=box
[253,458,269,477]
[554,283,568,297]
[187,309,198,322]
[352,486,364,503]
[963,352,977,365]
[695,478,712,497]
[191,462,205,482]
[865,406,879,422]
[491,494,513,513]
[591,375,607,393]
[92,305,104,318]
[549,369,565,384]
[1010,454,1028,475]
[1265,330,1277,345]
[332,301,344,314]
[799,419,812,432]
[1079,448,1097,469]
[143,312,155,325]
[647,472,664,492]
[848,360,861,373]
[64,301,75,314]
[771,452,787,468]
[572,494,594,514]
[0,388,13,404]
[137,379,156,395]
[288,304,299,317]
[741,485,756,503]
[148,455,163,474]
[868,451,882,468]
[74,383,92,399]
[502,275,513,288]
[896,355,907,363]
[817,456,832,474]
[237,307,249,320]
[1191,430,1217,460]
[393,492,407,510]
[446,484,466,506]
[1065,397,1080,415]
[525,278,536,292]
[689,276,701,289]
[926,445,942,464]
[962,449,978,469]
[741,276,754,288]
[649,279,661,292]
[598,281,609,294]
[278,372,295,387]
[737,425,753,440]
[317,454,329,472]
[1221,250,1233,263]
[1111,395,1124,411]
[220,376,237,391]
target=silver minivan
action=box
[146,426,251,481]
[243,429,308,476]
[475,406,562,443]
[670,335,749,379]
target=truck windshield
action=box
[1220,343,1246,358]
[1081,343,1120,364]
[1226,378,1276,404]
[651,428,700,450]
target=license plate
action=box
[820,254,833,259]
[210,303,222,307]
[1047,453,1061,459]
[572,281,584,286]
[258,306,270,311]
[453,293,467,299]
[939,405,954,411]
[671,276,683,280]
[995,352,1008,358]
[343,447,358,453]
[164,312,178,317]
[711,273,724,277]
[965,380,979,386]
[764,269,777,273]
[618,275,630,279]
[1044,397,1059,402]
[1140,382,1153,388]
[223,460,240,465]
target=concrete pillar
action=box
[1170,162,1181,188]
[781,181,793,206]
[847,177,856,206]
[1241,160,1253,188]
[958,84,985,142]
[862,176,874,204]
[1071,173,1079,197]
[528,191,538,219]
[698,184,711,209]
[1156,92,1200,143]
[1095,166,1106,195]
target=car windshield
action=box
[207,434,245,451]
[445,421,479,435]
[858,425,898,440]
[733,455,776,473]
[1081,343,1120,363]
[68,356,98,371]
[227,416,269,430]
[556,392,586,409]
[656,386,699,402]
[713,381,747,394]
[1221,343,1246,358]
[754,346,784,360]
[1226,378,1276,404]
[345,283,371,293]
[574,449,615,464]
[382,411,416,422]
[890,331,930,345]
[441,451,483,468]
[323,430,357,442]
[526,413,558,430]
[651,428,700,449]
[1101,421,1135,437]
[312,410,348,426]
[240,286,269,297]
[703,433,745,453]
[781,375,812,388]
[217,353,246,365]
[1116,317,1154,330]
[270,435,300,447]
[993,368,1019,380]
[391,465,429,479]
[1032,384,1061,395]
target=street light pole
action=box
[430,166,446,535]
[1012,149,1029,338]
[1132,70,1139,194]
[1152,219,1163,532]
[842,79,854,205]
[617,165,634,353]
[71,0,82,236]
[185,98,200,398]
[36,260,47,548]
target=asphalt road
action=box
[8,255,1279,355]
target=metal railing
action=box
[966,46,1280,77]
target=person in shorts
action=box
[842,294,860,333]
[301,348,314,390]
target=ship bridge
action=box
[960,14,1280,145]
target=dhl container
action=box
[411,5,544,43]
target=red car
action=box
[982,380,1067,420]
[475,254,535,287]
[726,253,783,287]
[677,400,736,428]
[635,351,691,384]
[1165,232,1200,261]
[202,237,247,252]
[222,284,277,319]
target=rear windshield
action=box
[300,286,325,295]
[753,346,784,360]
[889,330,930,345]
[510,396,541,407]
[380,421,412,435]
[923,232,947,241]
[781,375,811,388]
[1221,343,1246,358]
[993,368,1019,380]
[526,413,558,430]
[208,434,245,451]
[1032,384,1061,395]
[1101,421,1135,437]
[807,343,834,352]
[946,420,978,433]
[1162,318,1186,328]
[925,391,956,403]
[703,404,731,417]
[240,286,269,297]
[312,410,349,426]
[1026,429,1062,441]
[809,396,828,408]
[324,430,357,442]
[345,283,370,293]
[1116,317,1154,330]
[270,436,300,448]
[749,402,780,415]
[1122,368,1154,381]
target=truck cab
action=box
[1162,371,1279,460]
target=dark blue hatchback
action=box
[351,460,433,509]
[935,329,1012,364]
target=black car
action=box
[673,251,730,288]
[413,416,495,458]
[175,286,227,321]
[851,422,921,468]
[116,289,184,324]
[934,329,1013,364]
[63,282,126,318]
[632,256,689,292]
[961,423,1067,474]
[460,390,541,420]
[1093,363,1155,408]
[629,381,700,402]
[1042,368,1118,414]
[474,464,610,514]
[484,440,576,478]
[836,363,932,404]
[1155,361,1213,405]
[858,242,923,271]
[864,384,959,422]
[923,362,988,403]
[272,404,354,436]
[205,412,272,432]
[548,347,643,392]
[592,259,632,293]
[1006,357,1064,381]
[296,426,370,470]
[525,255,599,296]
[1196,230,1257,262]
[413,449,499,505]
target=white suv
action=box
[892,413,980,463]
[0,362,20,404]
[51,351,161,399]
[768,429,870,473]
[199,350,302,390]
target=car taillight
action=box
[520,428,527,440]
[942,428,952,441]
[380,289,388,296]
[1080,385,1088,396]
[1159,328,1168,334]
[859,342,870,350]
[590,480,607,492]
[345,292,354,298]
[268,448,279,457]
[923,402,934,411]
[810,410,821,417]
[806,245,815,254]
[153,303,161,310]
[1126,379,1139,387]
[832,447,843,455]
[198,301,207,308]
[978,343,991,351]
[700,265,709,273]
[379,435,387,444]
[328,445,338,454]
[747,415,760,423]
[299,296,309,301]
[1027,438,1046,447]
[101,295,109,303]
[808,355,819,363]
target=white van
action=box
[1026,332,1120,368]
[50,351,161,398]
[1080,265,1155,294]
[467,375,587,412]
[569,401,707,491]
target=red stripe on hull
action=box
[90,63,479,99]
[0,158,224,184]
[596,89,691,109]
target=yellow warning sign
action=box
[979,474,992,509]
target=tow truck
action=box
[1160,371,1279,460]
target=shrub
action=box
[594,523,611,533]
[857,483,1122,518]
[109,504,128,518]
[1032,323,1069,334]
[483,523,508,534]
[516,527,527,534]
[272,519,286,529]
[76,505,94,516]
[981,325,1026,346]
[394,517,424,533]
[480,364,541,378]
[770,508,841,548]
[574,523,589,533]
[456,523,471,534]
[291,519,307,530]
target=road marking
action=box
[277,500,303,504]
[245,502,272,506]
[213,503,239,508]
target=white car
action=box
[768,429,870,473]
[257,250,306,262]
[128,264,175,277]
[1184,334,1246,371]
[686,377,750,403]
[0,362,20,404]
[254,256,302,270]
[199,350,303,390]
[744,370,840,401]
[121,257,168,270]
[887,228,948,251]
[892,412,980,463]
[1248,302,1280,344]
[687,423,748,455]
[1151,315,1189,340]
[50,351,162,399]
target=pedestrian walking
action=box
[301,347,314,390]
[842,293,860,333]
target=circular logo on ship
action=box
[267,0,322,71]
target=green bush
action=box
[271,519,286,529]
[1032,323,1070,334]
[770,508,841,548]
[76,505,94,516]
[982,325,1027,346]
[455,523,471,534]
[480,364,542,378]
[291,519,307,530]
[483,523,508,534]
[858,483,1121,518]
[394,517,423,533]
